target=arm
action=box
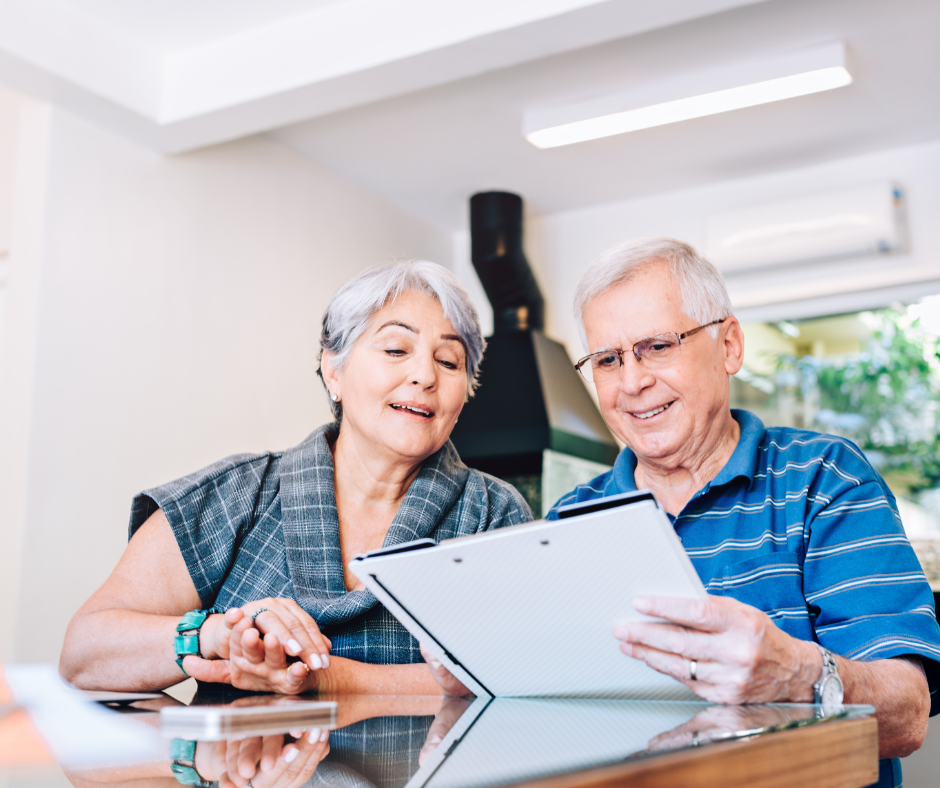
[613,594,930,758]
[59,509,206,690]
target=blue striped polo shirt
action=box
[549,409,940,788]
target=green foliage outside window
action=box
[764,309,940,497]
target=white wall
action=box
[455,140,940,364]
[0,102,451,663]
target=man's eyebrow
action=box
[376,320,417,333]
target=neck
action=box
[331,424,425,511]
[633,410,740,516]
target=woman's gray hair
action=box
[318,260,486,420]
[574,237,733,349]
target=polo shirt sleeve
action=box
[128,453,275,608]
[802,467,940,714]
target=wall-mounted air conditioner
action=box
[704,181,905,273]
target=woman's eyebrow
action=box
[376,320,417,333]
[441,333,462,343]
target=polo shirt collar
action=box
[709,409,766,488]
[607,408,766,494]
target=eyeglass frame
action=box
[574,318,729,381]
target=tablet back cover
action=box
[352,499,704,699]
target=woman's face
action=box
[325,290,470,465]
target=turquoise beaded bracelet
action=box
[174,607,223,675]
[169,738,214,788]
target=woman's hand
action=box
[227,615,321,695]
[203,600,331,671]
[195,729,330,788]
[419,643,472,697]
[418,697,472,767]
[188,600,331,692]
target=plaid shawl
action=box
[129,424,531,664]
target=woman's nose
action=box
[408,352,438,388]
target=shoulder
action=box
[758,424,884,485]
[130,450,284,538]
[546,468,617,519]
[462,469,534,527]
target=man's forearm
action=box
[838,655,929,758]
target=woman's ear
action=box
[722,318,745,376]
[320,351,341,401]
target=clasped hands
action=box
[425,594,820,704]
[183,598,332,694]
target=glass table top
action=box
[16,689,874,788]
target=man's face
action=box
[582,263,743,466]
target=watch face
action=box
[820,675,844,706]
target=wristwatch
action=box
[812,643,844,707]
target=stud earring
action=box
[331,393,339,402]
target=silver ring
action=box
[689,659,697,681]
[251,608,269,625]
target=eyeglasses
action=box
[574,318,728,383]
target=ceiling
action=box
[0,0,938,229]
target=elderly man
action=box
[426,237,940,788]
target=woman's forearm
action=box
[60,609,220,691]
[316,657,444,696]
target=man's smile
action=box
[629,401,674,420]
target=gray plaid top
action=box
[129,423,532,665]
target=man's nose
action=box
[617,353,655,395]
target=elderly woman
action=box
[60,260,531,695]
[425,239,940,788]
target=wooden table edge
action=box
[509,715,878,788]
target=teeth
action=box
[392,404,432,417]
[634,403,670,419]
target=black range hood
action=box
[450,191,618,480]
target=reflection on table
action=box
[37,687,877,788]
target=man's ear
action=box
[320,351,341,400]
[722,318,745,376]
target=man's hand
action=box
[612,594,820,704]
[419,643,473,697]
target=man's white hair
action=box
[574,237,733,349]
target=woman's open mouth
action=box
[390,403,434,419]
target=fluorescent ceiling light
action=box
[525,43,852,149]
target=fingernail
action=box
[319,729,329,742]
[308,728,321,743]
[308,653,323,670]
[289,730,302,739]
[634,596,652,612]
[428,734,443,745]
[283,747,299,764]
[287,639,302,655]
[430,658,442,669]
[321,654,330,669]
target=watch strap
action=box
[812,642,841,703]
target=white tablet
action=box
[349,491,705,699]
